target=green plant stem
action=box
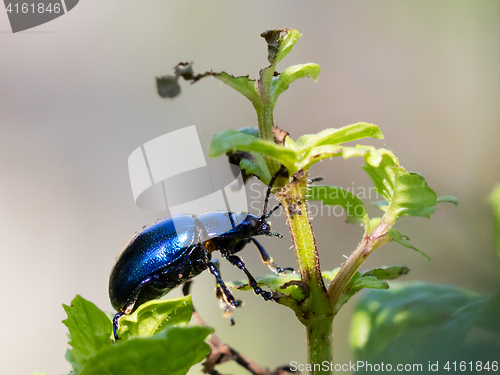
[284,196,324,298]
[328,219,392,310]
[254,49,334,374]
[307,318,333,374]
[255,65,281,175]
[254,102,274,143]
[281,176,334,375]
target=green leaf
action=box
[265,28,302,65]
[270,63,321,104]
[327,266,408,315]
[363,154,438,222]
[350,282,489,366]
[226,272,308,322]
[296,123,383,148]
[227,273,307,303]
[80,326,213,375]
[212,72,260,104]
[306,185,368,225]
[118,296,193,340]
[157,62,260,104]
[351,276,389,291]
[258,29,302,106]
[301,144,394,172]
[321,267,341,281]
[237,126,260,138]
[239,154,272,184]
[388,229,431,261]
[258,29,321,120]
[489,183,500,256]
[476,292,500,334]
[209,129,297,172]
[210,124,390,176]
[224,127,272,183]
[437,195,458,205]
[62,295,113,373]
[361,265,410,280]
[334,272,389,315]
[227,266,409,322]
[299,145,369,171]
[276,29,302,64]
[295,124,386,170]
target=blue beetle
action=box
[109,175,288,340]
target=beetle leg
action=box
[207,260,242,308]
[210,259,225,301]
[182,280,193,297]
[113,274,170,340]
[225,254,272,301]
[112,275,153,340]
[250,238,294,275]
[112,311,125,341]
[210,259,237,325]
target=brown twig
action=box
[194,308,269,375]
[182,282,301,375]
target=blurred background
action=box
[1,1,499,374]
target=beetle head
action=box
[257,215,283,238]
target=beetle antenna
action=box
[265,202,282,219]
[271,231,283,238]
[262,175,278,217]
[262,167,286,218]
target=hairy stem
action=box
[254,48,334,374]
[307,318,333,374]
[255,66,280,175]
[280,173,334,374]
[254,102,274,143]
